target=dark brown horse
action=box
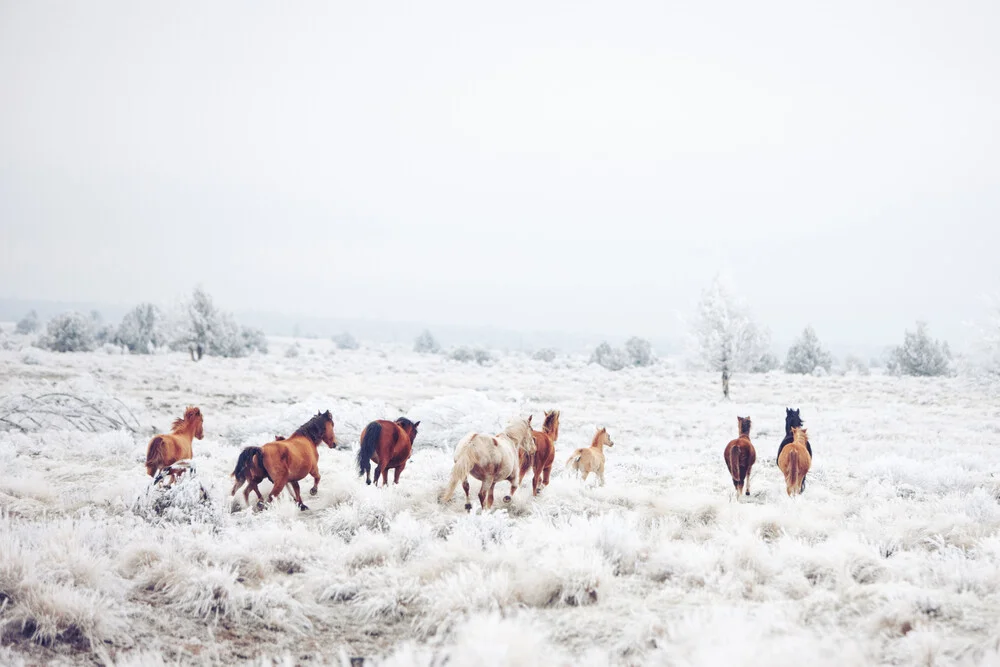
[231,411,339,510]
[519,410,560,496]
[357,417,420,486]
[145,406,204,485]
[724,416,756,501]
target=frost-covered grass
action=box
[1,338,999,666]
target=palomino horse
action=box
[778,426,811,496]
[145,406,204,485]
[724,416,756,500]
[441,417,535,511]
[231,411,339,510]
[777,408,813,489]
[519,410,560,496]
[566,427,614,486]
[357,417,420,486]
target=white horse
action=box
[441,417,536,511]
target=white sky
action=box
[1,0,998,345]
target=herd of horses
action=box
[143,406,815,510]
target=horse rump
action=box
[232,446,267,489]
[145,436,166,477]
[357,421,383,480]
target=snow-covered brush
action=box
[0,393,140,434]
[133,463,217,525]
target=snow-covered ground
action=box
[2,335,1000,666]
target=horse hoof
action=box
[255,501,265,512]
[299,504,309,511]
[366,480,372,486]
[310,488,318,496]
[464,503,472,511]
[502,496,511,503]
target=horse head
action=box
[596,427,614,448]
[186,406,205,440]
[320,410,339,448]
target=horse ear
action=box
[527,415,532,424]
[413,421,420,428]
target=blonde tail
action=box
[441,436,474,503]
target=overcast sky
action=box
[1,0,998,346]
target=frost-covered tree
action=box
[116,303,164,354]
[15,310,40,335]
[968,297,1000,381]
[169,287,266,358]
[449,346,475,363]
[533,348,557,362]
[590,341,628,371]
[690,278,774,397]
[333,332,360,350]
[624,337,654,367]
[785,326,833,374]
[887,321,952,377]
[414,330,441,354]
[843,355,870,376]
[37,312,96,352]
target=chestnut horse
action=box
[519,410,560,496]
[724,416,756,500]
[231,411,339,510]
[777,408,813,489]
[441,417,535,511]
[145,406,204,485]
[357,417,420,486]
[566,427,614,486]
[778,426,811,496]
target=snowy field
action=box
[2,336,1000,666]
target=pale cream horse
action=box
[566,427,614,486]
[441,417,536,511]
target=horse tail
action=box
[145,436,166,476]
[788,449,801,496]
[233,446,264,485]
[566,451,583,470]
[441,435,475,502]
[357,422,382,477]
[729,444,743,485]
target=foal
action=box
[520,410,560,496]
[145,406,204,485]
[724,416,756,500]
[778,426,811,496]
[566,427,614,486]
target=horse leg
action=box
[373,465,383,488]
[542,464,552,490]
[745,462,753,497]
[504,471,517,504]
[462,480,472,512]
[380,464,391,487]
[598,462,606,487]
[309,465,320,496]
[268,469,289,506]
[478,479,489,509]
[392,462,406,484]
[532,460,544,496]
[488,479,499,509]
[290,480,308,511]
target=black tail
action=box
[357,422,382,477]
[233,446,264,484]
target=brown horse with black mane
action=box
[724,416,756,501]
[231,411,339,510]
[357,417,420,486]
[146,406,204,485]
[520,410,560,496]
[778,426,811,496]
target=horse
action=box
[145,406,204,485]
[357,417,420,486]
[778,426,811,496]
[724,416,756,500]
[441,417,535,511]
[519,410,560,496]
[565,427,614,486]
[777,408,813,489]
[230,410,339,510]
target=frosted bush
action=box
[285,343,300,358]
[533,348,557,362]
[168,288,267,358]
[624,337,654,367]
[785,326,833,374]
[449,347,475,363]
[36,312,96,353]
[333,332,360,350]
[843,355,870,376]
[590,342,627,371]
[887,322,952,377]
[15,310,40,335]
[414,330,441,354]
[473,348,492,365]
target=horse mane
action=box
[590,428,606,448]
[543,411,559,433]
[739,416,751,437]
[293,411,330,444]
[171,407,201,433]
[792,427,808,444]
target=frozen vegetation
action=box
[1,333,999,666]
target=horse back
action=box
[531,431,555,468]
[383,420,413,465]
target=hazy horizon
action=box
[2,1,998,348]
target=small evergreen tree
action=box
[37,312,96,352]
[414,330,441,354]
[590,341,628,371]
[533,348,557,362]
[333,332,360,350]
[116,303,165,354]
[785,326,833,374]
[624,337,654,367]
[887,321,952,377]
